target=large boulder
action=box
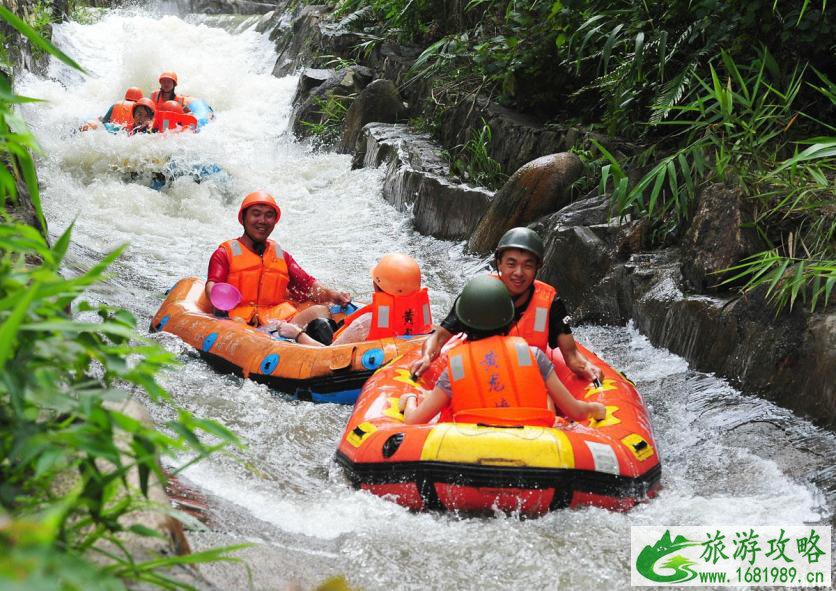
[467,152,583,254]
[681,183,761,291]
[338,79,405,154]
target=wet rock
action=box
[411,176,493,239]
[272,5,328,77]
[175,0,276,14]
[289,66,373,141]
[468,153,583,254]
[338,79,405,154]
[539,210,640,323]
[681,183,760,291]
[355,123,493,239]
[291,68,332,105]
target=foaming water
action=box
[19,7,835,590]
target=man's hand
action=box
[580,361,604,382]
[587,402,606,421]
[330,289,351,306]
[408,353,434,379]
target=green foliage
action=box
[300,92,353,144]
[0,9,247,589]
[445,120,507,189]
[600,50,834,312]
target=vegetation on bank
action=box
[0,7,246,589]
[320,0,834,313]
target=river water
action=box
[18,6,835,590]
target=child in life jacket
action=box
[332,253,432,345]
[267,253,433,346]
[399,275,606,426]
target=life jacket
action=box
[447,335,555,427]
[337,288,432,340]
[153,111,198,133]
[109,100,134,128]
[504,278,556,351]
[151,91,185,107]
[220,239,294,325]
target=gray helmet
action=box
[454,275,514,332]
[494,227,545,263]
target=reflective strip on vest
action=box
[450,354,465,381]
[515,341,532,367]
[376,305,390,328]
[422,303,431,326]
[229,240,242,256]
[274,243,284,259]
[534,307,548,333]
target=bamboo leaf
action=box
[0,282,39,368]
[602,24,624,74]
[647,164,667,215]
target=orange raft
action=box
[150,277,428,403]
[335,343,661,514]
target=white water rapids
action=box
[17,6,835,590]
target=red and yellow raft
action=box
[150,277,428,403]
[335,343,661,514]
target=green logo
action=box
[636,529,703,583]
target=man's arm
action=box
[409,326,453,377]
[556,333,603,382]
[306,280,351,305]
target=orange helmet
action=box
[238,191,281,225]
[159,71,178,85]
[132,97,156,114]
[124,86,143,102]
[371,253,422,296]
[160,100,183,113]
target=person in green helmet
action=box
[399,276,605,425]
[409,227,604,382]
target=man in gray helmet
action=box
[410,227,604,381]
[400,275,605,425]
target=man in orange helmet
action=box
[85,87,144,131]
[130,98,156,134]
[331,253,433,345]
[205,191,351,344]
[151,71,189,111]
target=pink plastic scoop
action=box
[209,282,242,311]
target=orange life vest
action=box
[151,91,185,106]
[506,279,556,351]
[153,111,198,133]
[338,288,432,340]
[447,335,555,427]
[220,239,294,325]
[109,100,134,128]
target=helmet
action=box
[132,97,156,115]
[160,100,183,113]
[238,191,281,225]
[124,86,143,102]
[494,227,545,263]
[371,253,421,296]
[159,71,178,85]
[454,275,514,332]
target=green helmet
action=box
[454,275,514,332]
[494,227,545,263]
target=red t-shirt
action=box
[207,241,317,302]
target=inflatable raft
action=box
[335,343,661,514]
[150,277,428,403]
